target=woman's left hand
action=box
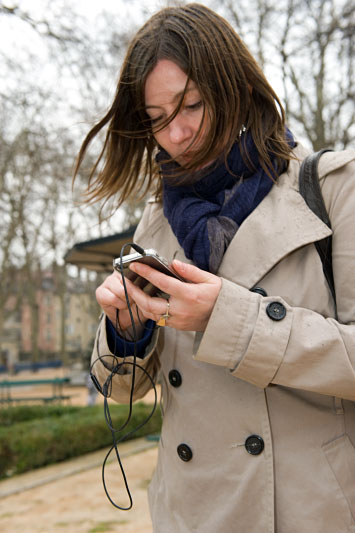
[126,258,222,332]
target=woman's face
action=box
[144,59,208,166]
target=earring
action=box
[239,125,246,138]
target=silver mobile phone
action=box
[113,248,184,296]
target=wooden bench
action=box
[0,378,71,405]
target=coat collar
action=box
[217,144,332,288]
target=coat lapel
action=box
[217,154,332,289]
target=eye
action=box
[150,115,163,125]
[186,101,203,111]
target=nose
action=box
[168,115,192,145]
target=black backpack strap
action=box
[299,149,337,312]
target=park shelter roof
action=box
[64,226,137,272]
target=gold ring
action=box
[157,300,170,327]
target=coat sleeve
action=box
[194,160,355,401]
[90,313,162,403]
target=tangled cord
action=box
[90,243,158,510]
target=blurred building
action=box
[1,270,100,369]
[1,226,136,370]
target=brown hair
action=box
[74,3,293,208]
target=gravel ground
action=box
[0,446,157,533]
[0,368,159,533]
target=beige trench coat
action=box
[92,144,355,532]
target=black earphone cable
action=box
[90,242,158,510]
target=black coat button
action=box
[177,443,193,462]
[250,286,268,297]
[169,369,182,388]
[245,435,264,455]
[266,301,286,321]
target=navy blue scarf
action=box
[160,131,295,273]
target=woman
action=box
[75,4,355,532]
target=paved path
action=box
[0,437,157,533]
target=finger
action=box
[103,273,135,303]
[124,277,168,319]
[96,286,131,311]
[129,262,186,298]
[171,259,216,284]
[104,271,126,291]
[103,270,124,286]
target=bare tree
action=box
[0,1,139,363]
[214,0,354,149]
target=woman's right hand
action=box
[95,271,148,332]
